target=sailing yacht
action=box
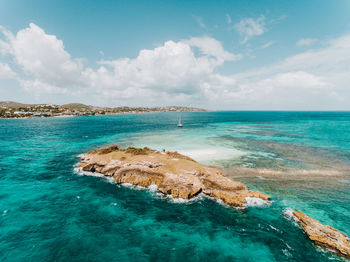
[177,115,183,127]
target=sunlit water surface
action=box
[1,112,349,261]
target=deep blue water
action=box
[0,112,349,261]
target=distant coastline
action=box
[0,101,207,119]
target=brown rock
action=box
[78,146,270,207]
[293,210,350,258]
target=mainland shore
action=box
[0,101,207,119]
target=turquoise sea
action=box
[1,111,350,261]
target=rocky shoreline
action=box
[78,145,270,207]
[292,210,350,258]
[77,145,350,258]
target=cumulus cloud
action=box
[85,40,215,95]
[84,37,241,100]
[296,38,317,47]
[259,71,329,89]
[229,71,335,110]
[228,35,350,109]
[20,78,68,94]
[234,15,266,44]
[0,23,349,110]
[0,23,240,103]
[0,62,15,79]
[0,23,83,93]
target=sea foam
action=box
[74,166,115,183]
[74,166,270,209]
[282,208,300,226]
[244,197,271,207]
[74,166,199,203]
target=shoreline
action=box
[0,110,210,120]
[77,145,271,207]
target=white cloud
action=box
[259,71,329,89]
[261,41,275,49]
[228,35,350,109]
[0,23,350,110]
[0,23,83,93]
[237,34,350,80]
[20,78,68,94]
[86,40,211,95]
[0,23,241,103]
[296,38,317,47]
[0,62,15,79]
[229,71,335,110]
[84,37,240,98]
[234,15,266,44]
[184,36,241,62]
[0,26,12,55]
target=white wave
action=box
[269,224,280,232]
[73,165,269,210]
[161,193,201,204]
[74,166,115,183]
[199,194,245,209]
[285,243,292,250]
[121,182,135,188]
[315,246,340,259]
[244,197,271,207]
[171,197,189,203]
[148,184,158,192]
[282,249,292,258]
[282,208,300,226]
[153,192,210,205]
[283,208,295,220]
[75,167,159,196]
[74,165,204,205]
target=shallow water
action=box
[0,112,349,261]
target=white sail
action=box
[177,115,183,127]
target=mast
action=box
[177,114,183,127]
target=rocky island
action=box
[77,145,270,207]
[293,210,350,258]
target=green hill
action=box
[61,103,92,111]
[0,101,31,108]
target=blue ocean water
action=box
[0,112,349,261]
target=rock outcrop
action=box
[78,145,270,207]
[293,210,350,258]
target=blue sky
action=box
[0,0,350,109]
